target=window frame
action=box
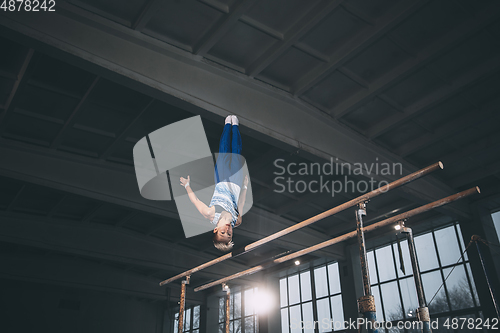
[279,261,345,333]
[368,222,484,332]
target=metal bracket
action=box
[182,275,191,285]
[416,307,430,322]
[357,295,376,313]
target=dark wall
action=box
[0,279,164,333]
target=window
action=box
[218,287,259,333]
[368,223,483,331]
[492,211,500,244]
[174,305,200,333]
[280,262,344,333]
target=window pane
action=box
[376,245,397,282]
[193,305,200,329]
[444,265,474,310]
[455,224,468,260]
[302,302,314,333]
[328,263,341,295]
[174,313,179,333]
[219,297,225,323]
[234,292,241,319]
[185,308,191,331]
[230,293,234,320]
[280,278,288,307]
[288,275,300,305]
[234,319,241,333]
[371,285,384,322]
[380,281,403,321]
[399,277,418,319]
[219,323,224,333]
[316,298,331,333]
[422,271,449,314]
[493,211,500,243]
[466,263,480,305]
[245,289,254,316]
[392,239,412,278]
[289,305,302,333]
[314,266,329,298]
[301,271,312,302]
[245,316,254,333]
[435,226,462,266]
[414,233,439,272]
[281,308,289,333]
[367,250,378,284]
[331,295,344,331]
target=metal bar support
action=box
[178,275,190,333]
[222,283,230,333]
[194,187,480,292]
[160,162,444,286]
[356,202,378,333]
[401,223,432,333]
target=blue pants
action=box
[214,123,244,186]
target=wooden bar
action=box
[160,162,444,286]
[194,186,480,292]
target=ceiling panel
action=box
[303,70,364,110]
[258,46,323,87]
[207,20,278,69]
[390,0,470,51]
[299,6,368,56]
[68,0,150,24]
[383,68,446,108]
[344,0,399,20]
[245,0,322,33]
[341,97,399,132]
[144,0,223,49]
[343,37,412,84]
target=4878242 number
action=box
[443,317,499,330]
[1,0,55,11]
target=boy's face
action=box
[213,217,233,243]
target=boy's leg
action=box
[214,120,232,183]
[230,119,244,186]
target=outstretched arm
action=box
[235,175,249,227]
[180,176,212,219]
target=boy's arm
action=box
[180,176,212,219]
[235,176,249,227]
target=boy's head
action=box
[213,212,234,252]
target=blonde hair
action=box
[213,238,234,252]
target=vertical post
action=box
[356,202,379,333]
[222,283,230,333]
[472,235,500,319]
[401,224,432,333]
[178,276,190,333]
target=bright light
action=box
[294,260,300,266]
[247,290,274,314]
[394,224,401,230]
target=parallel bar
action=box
[160,162,443,286]
[194,186,480,292]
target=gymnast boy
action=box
[180,115,249,252]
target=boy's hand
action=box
[243,175,249,188]
[180,176,190,188]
